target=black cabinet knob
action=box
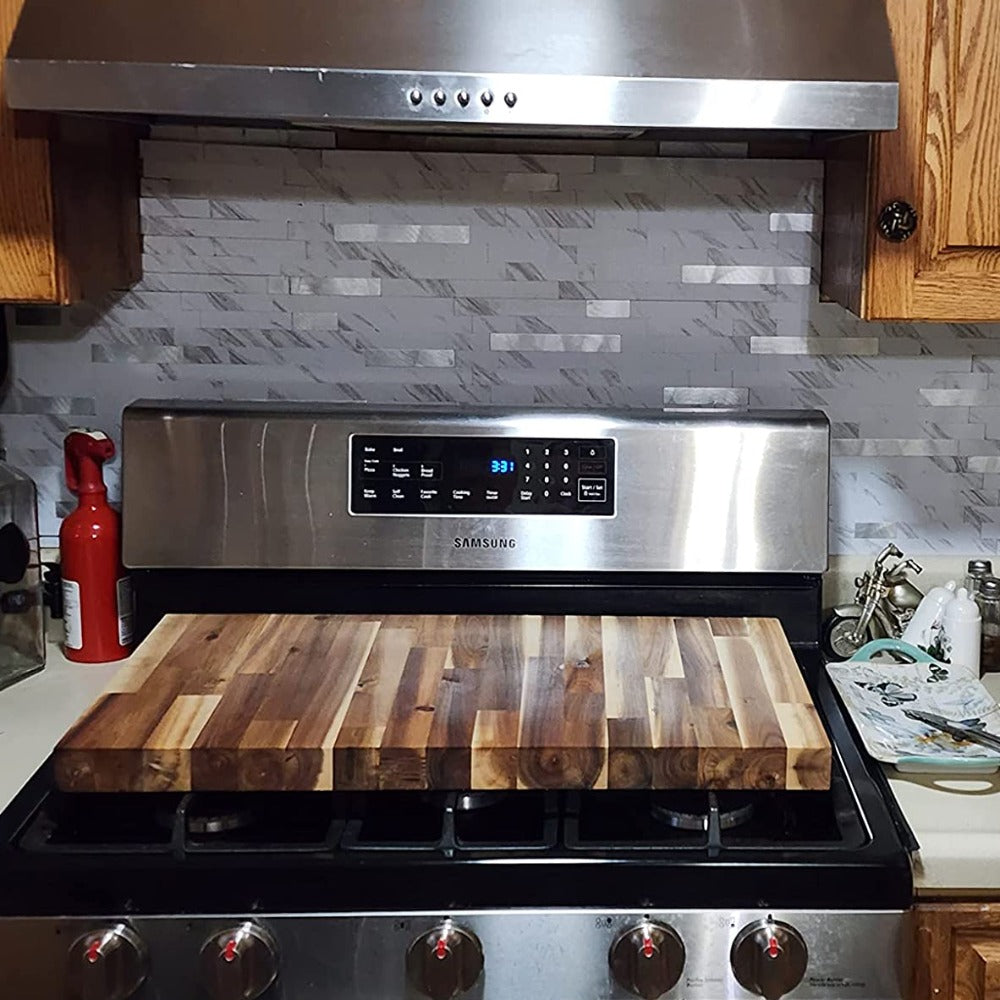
[877,199,918,242]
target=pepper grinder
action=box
[978,577,1000,674]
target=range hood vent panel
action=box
[5,0,899,133]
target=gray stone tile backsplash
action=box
[3,125,1000,554]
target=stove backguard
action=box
[121,403,829,574]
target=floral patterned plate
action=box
[826,638,1000,773]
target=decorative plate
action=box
[826,638,1000,773]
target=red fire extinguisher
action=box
[60,430,133,662]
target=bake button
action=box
[579,459,607,475]
[391,463,413,479]
[452,489,472,502]
[362,487,379,500]
[419,462,442,480]
[579,444,607,460]
[519,489,534,502]
[362,445,378,454]
[578,478,607,503]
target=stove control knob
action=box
[406,921,484,1000]
[67,924,148,1000]
[731,919,808,1000]
[200,922,278,1000]
[609,920,685,999]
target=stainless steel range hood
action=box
[5,0,898,134]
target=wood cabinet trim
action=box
[866,0,932,318]
[0,0,58,303]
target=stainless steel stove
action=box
[0,404,913,1000]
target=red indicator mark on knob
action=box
[223,939,238,963]
[86,940,101,964]
[435,938,448,960]
[642,935,654,959]
[767,936,780,959]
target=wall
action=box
[2,126,999,552]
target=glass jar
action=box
[978,576,1000,674]
[0,460,45,689]
[966,559,994,595]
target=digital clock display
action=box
[490,458,516,474]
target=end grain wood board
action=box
[54,614,831,793]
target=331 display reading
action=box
[490,458,516,474]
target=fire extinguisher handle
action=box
[64,430,115,496]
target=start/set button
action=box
[578,478,607,503]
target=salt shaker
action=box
[965,559,994,596]
[978,577,1000,674]
[942,587,982,675]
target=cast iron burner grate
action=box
[17,776,866,859]
[340,790,559,855]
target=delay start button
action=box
[578,478,607,503]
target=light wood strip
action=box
[747,618,812,703]
[774,702,832,791]
[471,710,519,790]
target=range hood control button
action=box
[504,92,517,108]
[409,89,423,106]
[67,924,148,1000]
[456,90,470,107]
[433,89,447,106]
[481,90,494,107]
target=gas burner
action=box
[650,792,756,832]
[186,805,256,836]
[455,792,509,812]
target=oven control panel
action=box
[349,435,616,516]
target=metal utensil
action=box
[902,709,1000,753]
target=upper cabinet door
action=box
[0,0,58,302]
[0,0,140,305]
[866,0,1000,320]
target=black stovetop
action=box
[0,570,915,916]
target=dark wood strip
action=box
[676,617,729,706]
[478,615,524,711]
[254,614,347,721]
[608,717,653,788]
[450,615,492,669]
[191,674,272,789]
[379,645,449,789]
[427,667,482,787]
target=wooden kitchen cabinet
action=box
[822,0,1000,320]
[912,905,1000,1000]
[0,0,140,303]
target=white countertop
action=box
[3,640,1000,898]
[0,639,120,812]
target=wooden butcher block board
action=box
[53,614,831,793]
